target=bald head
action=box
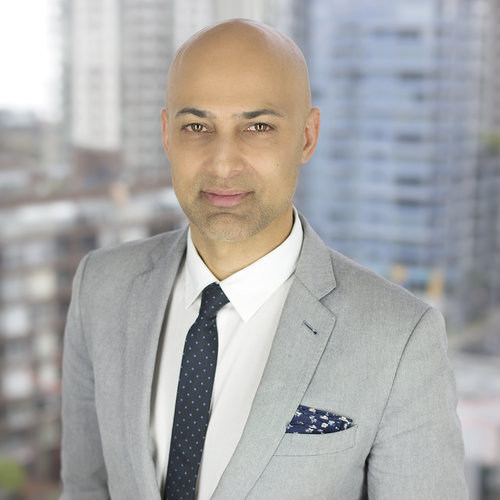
[166,19,312,121]
[160,18,320,254]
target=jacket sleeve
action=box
[60,253,110,499]
[367,307,468,499]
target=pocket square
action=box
[286,404,353,434]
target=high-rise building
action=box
[64,0,173,189]
[1,3,307,494]
[467,0,500,320]
[296,0,487,322]
[65,0,304,191]
[121,0,174,182]
[0,108,185,493]
[479,0,500,134]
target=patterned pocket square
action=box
[286,404,353,434]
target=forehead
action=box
[167,33,306,117]
[171,65,287,113]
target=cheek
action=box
[277,150,302,181]
[170,161,195,201]
[265,163,300,198]
[170,151,196,182]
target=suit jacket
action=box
[60,214,467,499]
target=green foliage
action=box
[481,132,500,156]
[0,459,25,494]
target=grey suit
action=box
[61,215,467,499]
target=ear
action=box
[301,107,320,164]
[161,108,170,158]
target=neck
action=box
[191,208,295,280]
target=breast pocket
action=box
[274,425,358,456]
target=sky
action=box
[0,0,57,119]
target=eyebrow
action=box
[174,107,285,120]
[175,107,215,119]
[236,109,285,119]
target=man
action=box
[60,19,467,500]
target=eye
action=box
[183,123,208,133]
[248,123,272,133]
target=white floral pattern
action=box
[286,405,353,434]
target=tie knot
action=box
[199,282,229,319]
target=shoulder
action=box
[298,215,434,333]
[324,248,442,355]
[330,247,429,316]
[299,214,430,319]
[301,225,447,371]
[77,226,188,287]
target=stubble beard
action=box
[182,198,285,243]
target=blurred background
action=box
[0,0,499,498]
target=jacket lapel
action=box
[123,228,188,499]
[213,216,338,499]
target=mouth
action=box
[201,190,252,208]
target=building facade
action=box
[1,2,305,495]
[296,0,492,323]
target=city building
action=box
[296,0,486,323]
[0,108,185,494]
[64,0,304,191]
[1,3,306,495]
[472,0,500,318]
[3,0,498,496]
[294,1,500,497]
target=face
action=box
[162,29,319,244]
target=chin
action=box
[192,212,265,243]
[197,223,254,242]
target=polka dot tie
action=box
[164,282,229,500]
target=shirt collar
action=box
[184,208,304,322]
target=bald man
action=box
[61,19,467,500]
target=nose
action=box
[209,133,244,178]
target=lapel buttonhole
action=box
[303,320,318,335]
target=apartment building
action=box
[296,0,489,322]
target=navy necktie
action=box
[164,282,229,500]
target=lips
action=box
[202,190,251,208]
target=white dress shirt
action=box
[150,210,303,499]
